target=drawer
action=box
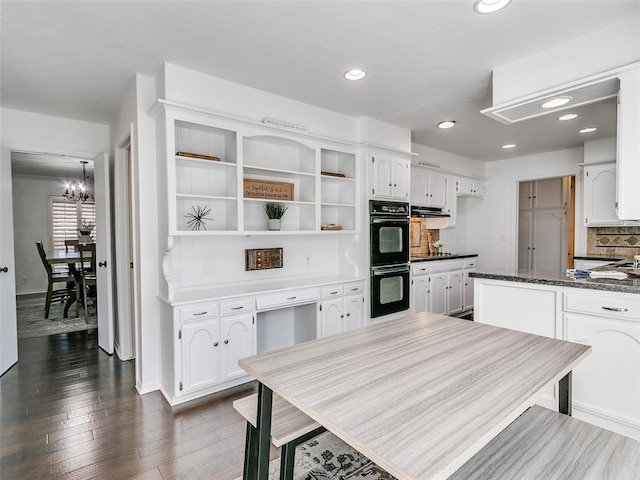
[343,281,364,296]
[181,303,219,322]
[463,259,477,269]
[220,297,254,316]
[256,288,320,310]
[563,291,640,320]
[430,260,464,273]
[322,285,344,299]
[411,263,431,276]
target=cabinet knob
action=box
[0,267,8,273]
[340,315,344,318]
[388,183,392,186]
[224,339,229,344]
[213,342,219,347]
[346,313,350,317]
[394,183,397,187]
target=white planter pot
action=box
[268,219,281,231]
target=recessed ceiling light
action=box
[579,127,598,134]
[437,120,456,129]
[540,96,572,109]
[344,69,366,81]
[474,0,512,14]
[502,144,516,149]
[558,113,578,121]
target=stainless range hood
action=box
[410,206,450,218]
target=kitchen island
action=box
[470,264,640,440]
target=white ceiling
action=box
[2,1,639,166]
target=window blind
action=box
[49,197,96,251]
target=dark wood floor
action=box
[0,329,269,479]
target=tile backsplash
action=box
[587,226,640,257]
[410,218,440,256]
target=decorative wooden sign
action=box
[243,179,294,200]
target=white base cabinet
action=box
[160,278,364,405]
[474,277,640,440]
[411,258,476,317]
[320,282,365,337]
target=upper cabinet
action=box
[157,101,359,235]
[369,153,410,201]
[456,178,485,197]
[583,162,622,226]
[410,168,446,208]
[616,70,640,221]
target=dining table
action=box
[239,312,591,480]
[46,248,93,318]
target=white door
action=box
[321,299,343,337]
[93,153,114,353]
[343,295,363,332]
[429,273,448,315]
[0,145,18,376]
[221,314,255,382]
[532,209,566,273]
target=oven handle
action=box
[372,266,410,276]
[371,218,409,224]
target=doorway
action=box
[517,176,574,273]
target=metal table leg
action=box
[256,383,273,479]
[559,371,572,416]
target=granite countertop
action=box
[411,253,478,263]
[470,261,640,294]
[573,254,631,261]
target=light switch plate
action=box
[245,248,283,271]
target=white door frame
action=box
[114,128,139,361]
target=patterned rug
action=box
[17,300,96,339]
[237,431,396,479]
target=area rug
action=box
[236,431,396,479]
[17,301,96,339]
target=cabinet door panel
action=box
[221,314,255,382]
[343,295,363,332]
[428,173,447,208]
[182,320,220,393]
[463,270,474,311]
[321,299,343,337]
[429,273,447,315]
[391,158,409,200]
[518,211,532,271]
[412,276,429,313]
[410,169,428,206]
[534,178,564,209]
[447,271,464,315]
[371,155,391,198]
[584,164,620,226]
[565,313,640,433]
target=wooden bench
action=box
[233,393,325,480]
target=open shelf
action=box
[176,197,238,232]
[243,201,316,232]
[244,135,315,174]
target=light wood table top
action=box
[46,248,93,265]
[240,312,591,480]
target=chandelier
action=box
[63,160,94,203]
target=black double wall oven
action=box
[370,200,410,318]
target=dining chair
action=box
[36,241,75,319]
[77,243,97,322]
[65,239,79,252]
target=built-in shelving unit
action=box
[158,102,359,235]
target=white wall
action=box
[11,175,72,295]
[493,16,640,104]
[473,147,584,271]
[1,108,109,157]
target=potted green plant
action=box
[264,202,288,231]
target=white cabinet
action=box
[456,178,485,197]
[443,175,457,229]
[370,154,410,200]
[182,318,221,393]
[583,163,622,226]
[410,168,446,208]
[157,101,359,234]
[616,70,640,221]
[563,290,640,440]
[166,298,255,403]
[411,259,475,316]
[462,258,476,312]
[320,281,364,336]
